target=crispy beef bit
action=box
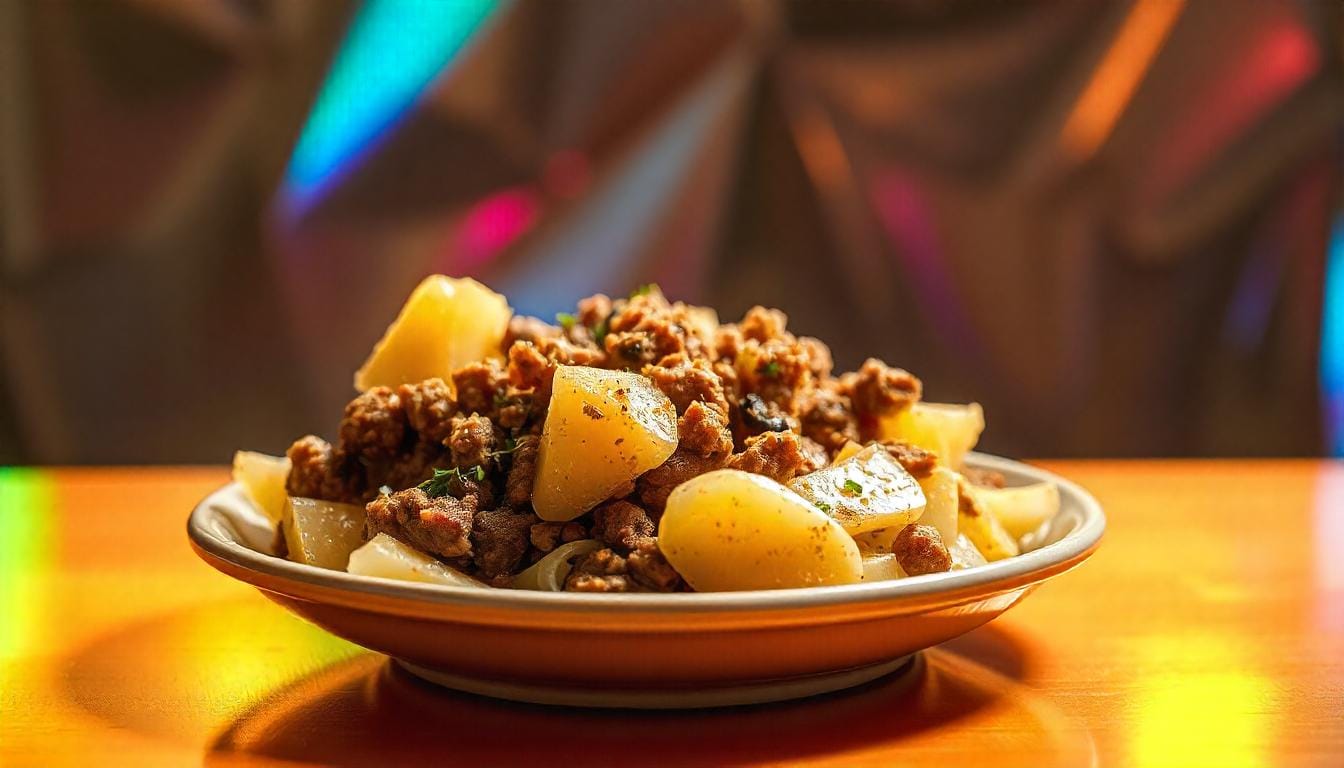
[892,524,952,575]
[637,449,729,514]
[590,500,655,550]
[714,324,745,361]
[844,358,921,425]
[576,293,613,329]
[800,437,829,473]
[740,305,791,343]
[471,508,537,578]
[339,387,408,461]
[505,315,562,348]
[713,360,741,402]
[603,291,697,366]
[799,336,834,379]
[564,548,631,592]
[452,359,509,416]
[626,538,683,592]
[881,441,938,480]
[494,390,535,431]
[744,339,816,416]
[644,355,730,416]
[726,431,812,485]
[538,335,606,367]
[798,385,858,453]
[963,467,1006,489]
[365,487,475,559]
[286,435,359,502]
[449,414,498,469]
[529,521,587,553]
[679,400,734,457]
[396,378,457,444]
[505,434,540,507]
[507,341,552,392]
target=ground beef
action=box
[471,508,536,578]
[396,378,457,444]
[892,524,952,575]
[339,387,408,461]
[590,500,655,550]
[565,548,631,592]
[644,355,730,416]
[798,336,834,379]
[365,487,476,559]
[637,449,728,513]
[881,441,938,479]
[367,441,445,495]
[507,341,553,392]
[743,338,816,417]
[626,538,682,591]
[449,414,498,469]
[505,315,562,348]
[726,431,812,484]
[576,293,612,329]
[678,400,734,457]
[844,358,921,428]
[800,437,829,472]
[963,467,1006,488]
[504,434,540,507]
[452,360,509,417]
[799,385,859,453]
[603,292,697,366]
[739,305,789,343]
[529,521,587,552]
[285,435,358,502]
[736,392,798,440]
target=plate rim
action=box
[187,453,1105,619]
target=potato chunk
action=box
[354,275,511,391]
[232,450,290,524]
[957,484,1020,562]
[532,365,678,521]
[659,469,862,591]
[916,466,959,545]
[283,496,367,570]
[880,402,984,469]
[347,533,486,587]
[788,444,925,535]
[861,553,907,582]
[975,482,1061,539]
[948,533,988,570]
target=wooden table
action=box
[1,462,1341,767]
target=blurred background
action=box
[0,0,1341,465]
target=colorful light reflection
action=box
[0,468,54,664]
[282,0,498,210]
[1323,213,1344,456]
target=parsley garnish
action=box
[759,360,781,378]
[593,314,612,346]
[842,479,863,496]
[555,312,577,331]
[815,501,832,513]
[418,466,485,498]
[629,283,658,298]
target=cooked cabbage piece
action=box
[347,532,485,587]
[948,533,989,570]
[860,553,907,582]
[916,466,959,545]
[787,444,925,535]
[283,496,367,570]
[532,365,678,521]
[231,450,290,524]
[975,482,1061,539]
[880,402,984,469]
[354,275,511,392]
[512,539,604,591]
[659,469,862,591]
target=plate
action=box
[187,453,1104,708]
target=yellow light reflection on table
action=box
[0,468,55,663]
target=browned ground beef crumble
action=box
[286,289,942,591]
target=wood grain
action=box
[1,462,1341,767]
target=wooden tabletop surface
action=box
[1,461,1341,767]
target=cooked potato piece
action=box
[830,440,864,466]
[284,496,367,570]
[948,533,988,570]
[232,450,290,524]
[880,402,985,469]
[788,444,925,535]
[975,482,1061,539]
[659,469,863,591]
[957,484,1019,561]
[347,533,486,587]
[917,467,959,545]
[861,553,907,582]
[354,275,511,391]
[532,365,678,521]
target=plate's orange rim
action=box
[187,453,1104,628]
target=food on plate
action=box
[233,277,1060,591]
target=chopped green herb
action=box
[759,360,781,378]
[629,283,658,298]
[555,312,577,331]
[593,314,612,346]
[418,466,486,498]
[842,478,864,496]
[473,465,486,482]
[814,500,832,513]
